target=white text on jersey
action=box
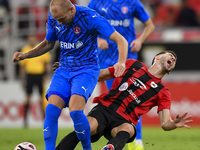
[60,41,75,49]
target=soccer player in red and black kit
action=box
[55,50,192,150]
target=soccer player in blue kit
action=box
[88,0,155,149]
[12,0,128,150]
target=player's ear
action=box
[70,6,74,13]
[154,55,160,62]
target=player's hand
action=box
[98,38,109,50]
[113,62,126,77]
[130,39,142,52]
[52,62,60,73]
[174,113,193,128]
[12,52,26,62]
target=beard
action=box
[64,14,73,25]
[160,61,171,73]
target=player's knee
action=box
[125,124,135,137]
[70,110,83,122]
[111,123,135,137]
[129,129,135,138]
[45,104,61,120]
[118,124,135,138]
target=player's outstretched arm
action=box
[13,40,55,62]
[108,31,128,77]
[12,52,26,62]
[158,109,193,131]
[173,112,193,128]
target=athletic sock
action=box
[56,131,79,150]
[70,110,91,150]
[107,131,130,150]
[43,104,61,150]
[136,116,142,140]
[24,104,29,127]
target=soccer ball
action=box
[14,142,37,150]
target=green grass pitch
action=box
[0,127,199,150]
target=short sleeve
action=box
[157,88,171,112]
[108,66,115,78]
[134,1,150,23]
[45,12,58,41]
[88,11,115,38]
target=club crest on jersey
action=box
[121,6,128,14]
[119,82,128,91]
[73,26,81,34]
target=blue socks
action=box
[136,116,142,140]
[43,104,61,150]
[70,110,91,150]
[43,105,91,150]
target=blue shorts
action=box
[46,67,100,107]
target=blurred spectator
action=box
[161,7,176,27]
[0,0,10,31]
[140,0,155,18]
[18,6,30,31]
[153,5,179,28]
[19,34,51,127]
[0,0,10,14]
[148,0,162,15]
[175,0,200,27]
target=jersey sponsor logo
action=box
[101,7,108,13]
[60,41,75,49]
[121,6,128,14]
[60,41,83,49]
[129,77,147,90]
[73,26,81,34]
[108,19,130,27]
[75,41,83,49]
[119,82,128,91]
[127,89,141,104]
[150,81,158,88]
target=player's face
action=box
[51,7,74,25]
[159,52,176,72]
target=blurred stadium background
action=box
[0,0,200,149]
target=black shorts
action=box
[87,104,136,143]
[26,74,43,94]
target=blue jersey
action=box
[45,5,115,71]
[88,0,150,67]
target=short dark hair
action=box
[151,50,177,65]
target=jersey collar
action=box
[72,5,79,23]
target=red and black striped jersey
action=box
[93,59,171,125]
